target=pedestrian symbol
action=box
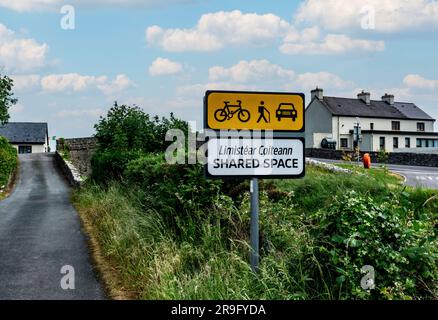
[256,101,270,123]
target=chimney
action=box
[311,87,323,100]
[382,93,394,105]
[357,90,371,105]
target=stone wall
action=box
[55,151,84,187]
[306,148,438,167]
[57,137,97,177]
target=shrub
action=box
[0,136,18,188]
[124,154,222,238]
[312,190,438,299]
[91,149,143,182]
[91,103,189,183]
[94,102,188,154]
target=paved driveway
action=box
[0,153,104,299]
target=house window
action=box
[417,122,425,132]
[370,123,374,130]
[416,138,438,148]
[392,121,400,131]
[18,146,32,154]
[340,138,348,148]
[393,137,399,149]
[405,137,411,148]
[379,137,385,150]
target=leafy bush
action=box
[91,149,143,182]
[94,102,188,153]
[312,190,438,299]
[0,136,18,188]
[91,103,189,182]
[124,154,222,239]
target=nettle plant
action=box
[313,190,438,300]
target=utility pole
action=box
[354,118,361,165]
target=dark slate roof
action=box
[393,102,434,120]
[0,122,48,144]
[319,97,435,121]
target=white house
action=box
[305,88,438,153]
[0,122,49,154]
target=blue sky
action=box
[1,0,438,145]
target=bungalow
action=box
[0,122,49,154]
[305,88,438,153]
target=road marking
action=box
[415,176,438,181]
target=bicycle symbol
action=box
[214,100,251,123]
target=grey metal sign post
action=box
[204,90,306,274]
[250,177,260,273]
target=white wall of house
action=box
[11,144,47,154]
[336,116,434,134]
[305,98,333,148]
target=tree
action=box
[0,74,17,125]
[94,102,188,153]
[91,102,189,182]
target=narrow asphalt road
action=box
[0,153,105,300]
[310,157,438,189]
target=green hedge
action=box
[0,136,18,188]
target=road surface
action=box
[310,158,438,189]
[0,153,105,300]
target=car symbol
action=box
[276,103,297,122]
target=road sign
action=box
[205,90,305,132]
[206,137,305,178]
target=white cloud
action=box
[97,74,135,95]
[10,74,41,91]
[41,73,106,92]
[149,57,182,76]
[295,0,438,33]
[178,59,353,102]
[0,0,193,12]
[280,30,385,55]
[0,24,48,72]
[41,73,134,95]
[403,74,438,90]
[294,72,354,90]
[56,108,105,118]
[209,59,295,83]
[146,10,291,52]
[177,83,253,98]
[146,10,386,56]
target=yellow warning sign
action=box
[205,91,305,131]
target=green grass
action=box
[72,164,438,300]
[272,165,403,214]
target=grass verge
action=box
[72,164,438,300]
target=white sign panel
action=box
[207,138,305,178]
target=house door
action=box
[18,146,32,154]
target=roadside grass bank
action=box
[72,161,438,300]
[72,104,438,300]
